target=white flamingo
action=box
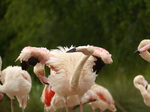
[0,57,32,112]
[16,45,113,112]
[134,39,150,62]
[133,75,150,107]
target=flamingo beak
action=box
[134,50,140,54]
[142,79,148,89]
[28,57,40,66]
[21,61,28,70]
[21,57,40,71]
[67,47,76,53]
[38,75,49,85]
[146,84,148,90]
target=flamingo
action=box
[16,45,113,112]
[133,75,150,107]
[134,39,150,62]
[87,84,116,112]
[0,57,32,112]
[41,85,96,112]
[73,83,116,112]
[0,57,4,100]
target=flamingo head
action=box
[67,45,94,55]
[21,57,40,70]
[92,46,113,64]
[108,101,117,112]
[33,63,49,85]
[133,75,148,89]
[134,39,150,54]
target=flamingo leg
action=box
[44,105,46,112]
[64,102,69,112]
[79,102,83,112]
[70,107,73,112]
[10,99,14,112]
[60,108,63,112]
[22,107,24,112]
[21,98,25,112]
[100,109,103,112]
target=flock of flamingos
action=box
[0,39,150,112]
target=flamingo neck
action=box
[135,84,150,99]
[71,55,90,88]
[140,52,150,62]
[138,40,150,62]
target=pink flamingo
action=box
[79,83,116,112]
[134,39,150,62]
[16,45,113,112]
[133,75,150,107]
[41,85,96,112]
[0,57,32,112]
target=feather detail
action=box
[97,92,107,102]
[44,85,55,106]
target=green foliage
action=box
[0,0,150,111]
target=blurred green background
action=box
[1,0,150,111]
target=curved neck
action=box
[71,55,90,88]
[138,40,150,62]
[0,57,2,72]
[140,52,150,62]
[135,84,150,99]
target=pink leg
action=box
[10,99,14,112]
[64,102,69,112]
[60,108,63,112]
[70,107,72,112]
[92,108,96,112]
[100,109,103,112]
[80,102,83,112]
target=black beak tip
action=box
[67,47,77,53]
[44,82,50,85]
[21,61,28,70]
[134,50,140,54]
[146,84,148,90]
[28,57,40,66]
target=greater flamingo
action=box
[87,84,116,112]
[134,39,150,62]
[16,45,113,112]
[0,57,32,112]
[41,85,96,112]
[133,75,150,107]
[74,83,116,112]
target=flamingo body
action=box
[17,45,113,112]
[87,84,116,112]
[0,66,32,111]
[133,75,150,107]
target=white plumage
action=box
[133,75,150,107]
[86,84,116,112]
[16,45,113,112]
[0,66,32,112]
